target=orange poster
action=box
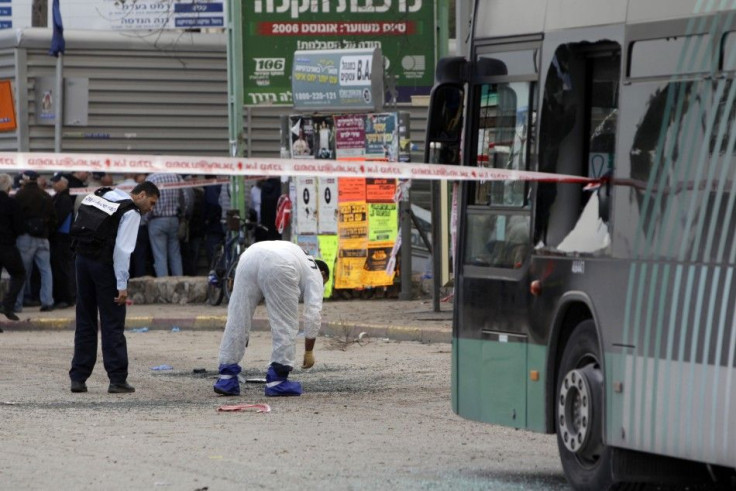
[338,178,366,203]
[366,178,396,203]
[0,81,17,132]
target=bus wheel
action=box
[556,319,613,490]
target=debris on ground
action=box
[217,403,271,413]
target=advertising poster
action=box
[297,234,336,298]
[313,115,336,159]
[242,0,436,105]
[317,235,338,298]
[56,0,225,30]
[295,176,318,234]
[338,177,366,203]
[335,201,368,289]
[334,114,366,160]
[318,177,338,234]
[289,116,315,158]
[366,178,396,203]
[368,203,397,242]
[364,113,398,161]
[0,80,16,131]
[296,235,320,257]
[292,49,382,112]
[366,178,397,241]
[363,244,396,286]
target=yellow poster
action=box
[335,201,368,289]
[335,239,368,289]
[362,242,396,286]
[317,235,338,298]
[337,201,367,240]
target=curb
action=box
[0,316,451,344]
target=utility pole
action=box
[226,0,245,218]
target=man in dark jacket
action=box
[13,171,57,312]
[203,177,225,266]
[50,173,76,309]
[0,173,26,324]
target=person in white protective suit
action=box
[214,240,330,397]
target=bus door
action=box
[455,52,539,428]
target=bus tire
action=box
[556,319,614,490]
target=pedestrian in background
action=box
[257,177,283,241]
[214,240,329,397]
[203,176,226,266]
[181,177,205,276]
[68,181,160,394]
[65,171,90,215]
[89,172,113,189]
[0,173,26,324]
[49,173,76,309]
[145,173,190,277]
[14,171,57,313]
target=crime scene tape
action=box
[0,151,596,184]
[67,177,231,196]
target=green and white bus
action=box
[425,0,736,488]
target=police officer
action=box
[68,181,159,394]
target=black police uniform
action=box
[68,188,139,386]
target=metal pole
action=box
[399,192,412,300]
[429,1,450,312]
[398,112,413,300]
[54,53,63,152]
[430,179,441,312]
[226,0,245,217]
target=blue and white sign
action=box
[0,0,33,31]
[52,0,226,31]
[292,48,384,112]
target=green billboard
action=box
[242,0,435,105]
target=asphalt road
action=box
[0,329,567,490]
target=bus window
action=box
[630,34,713,78]
[535,43,619,254]
[473,82,535,206]
[722,31,736,71]
[464,211,530,268]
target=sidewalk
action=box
[0,298,454,343]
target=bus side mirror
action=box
[425,84,465,165]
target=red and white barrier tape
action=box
[0,151,596,184]
[67,177,231,195]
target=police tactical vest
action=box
[70,187,139,263]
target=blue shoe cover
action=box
[265,379,302,397]
[266,366,286,383]
[265,366,302,396]
[214,363,241,396]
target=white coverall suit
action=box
[218,240,324,368]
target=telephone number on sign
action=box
[293,92,337,101]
